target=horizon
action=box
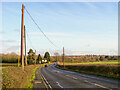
[0,52,118,56]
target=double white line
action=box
[66,75,77,80]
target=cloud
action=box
[4,6,18,14]
[0,31,4,34]
[1,46,117,55]
[28,32,72,37]
[14,29,20,32]
[84,2,97,9]
[0,45,20,54]
[85,44,91,47]
[6,46,20,53]
[34,48,118,56]
[49,49,118,56]
[1,40,16,43]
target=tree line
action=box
[1,50,118,63]
[53,52,118,63]
[1,49,51,64]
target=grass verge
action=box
[2,64,44,89]
[25,64,44,88]
[56,64,120,80]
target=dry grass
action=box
[2,64,41,88]
[56,62,120,79]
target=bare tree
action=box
[54,52,60,62]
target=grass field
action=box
[58,60,119,65]
[0,63,17,65]
[56,60,120,79]
[0,63,18,68]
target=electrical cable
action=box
[26,31,36,51]
[24,6,60,49]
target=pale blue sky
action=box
[1,2,118,55]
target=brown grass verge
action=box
[2,64,41,88]
[56,64,120,79]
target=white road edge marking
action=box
[41,73,52,89]
[40,74,48,89]
[56,81,63,88]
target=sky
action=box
[0,2,118,56]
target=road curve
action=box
[40,64,119,89]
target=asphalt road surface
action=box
[37,64,119,89]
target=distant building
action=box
[39,61,42,64]
[42,59,47,63]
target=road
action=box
[37,64,119,89]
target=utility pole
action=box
[21,4,24,70]
[35,50,36,65]
[24,25,27,66]
[63,47,65,69]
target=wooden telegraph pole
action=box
[24,25,27,66]
[21,4,24,70]
[63,47,65,69]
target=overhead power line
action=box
[24,7,60,49]
[26,31,35,50]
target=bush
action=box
[2,53,18,63]
[28,59,33,65]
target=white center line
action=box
[56,81,63,88]
[84,80,90,83]
[84,80,111,90]
[72,77,77,79]
[94,83,110,89]
[54,70,60,73]
[66,75,77,80]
